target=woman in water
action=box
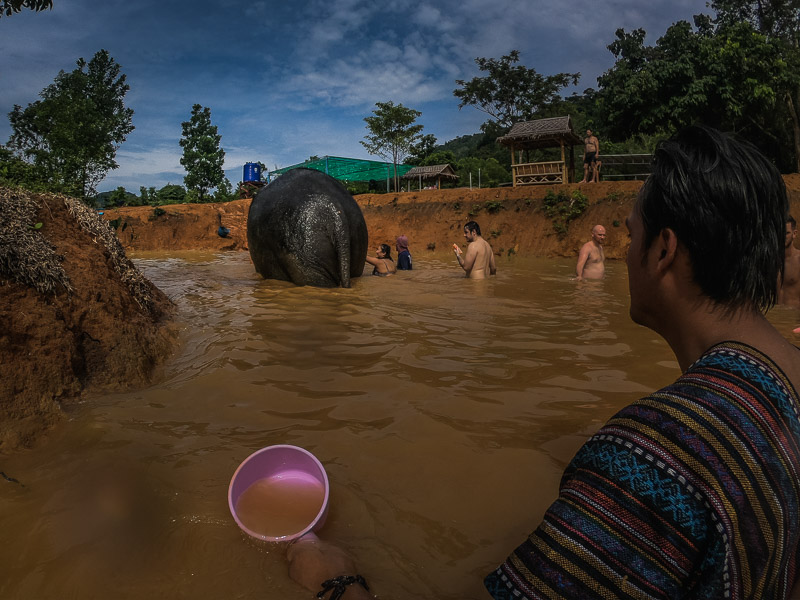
[365,244,396,276]
[395,234,412,270]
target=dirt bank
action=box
[102,182,640,257]
[356,182,639,260]
[0,189,175,452]
[103,197,251,253]
[102,175,800,259]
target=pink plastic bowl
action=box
[228,444,329,542]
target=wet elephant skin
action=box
[247,168,368,287]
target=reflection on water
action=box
[1,252,797,599]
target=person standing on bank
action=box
[486,126,800,599]
[580,128,600,183]
[395,234,412,270]
[365,244,396,276]
[453,221,496,279]
[575,224,606,280]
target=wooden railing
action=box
[512,161,565,186]
[596,154,652,180]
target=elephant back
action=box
[247,168,367,287]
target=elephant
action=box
[246,168,368,288]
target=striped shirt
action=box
[486,342,800,599]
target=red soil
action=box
[101,175,800,260]
[1,192,175,452]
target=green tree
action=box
[361,101,424,192]
[455,157,510,188]
[96,186,141,207]
[179,104,225,202]
[108,186,128,207]
[420,150,457,167]
[454,50,580,130]
[213,177,236,203]
[7,49,134,198]
[1,0,52,18]
[596,24,702,139]
[125,192,144,206]
[407,133,438,164]
[711,0,800,36]
[711,0,800,170]
[596,18,798,171]
[156,183,186,205]
[0,145,43,188]
[139,185,157,205]
[433,131,511,169]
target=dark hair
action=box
[379,243,392,259]
[789,215,796,228]
[464,221,481,236]
[638,125,787,311]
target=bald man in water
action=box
[575,224,606,280]
[454,221,496,279]
[778,215,800,308]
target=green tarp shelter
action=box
[270,156,414,183]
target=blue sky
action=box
[1,0,710,193]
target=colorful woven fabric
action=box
[486,342,800,599]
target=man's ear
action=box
[655,228,678,272]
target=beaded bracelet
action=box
[316,575,369,600]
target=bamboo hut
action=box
[401,164,458,190]
[496,116,583,186]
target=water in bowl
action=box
[234,470,325,539]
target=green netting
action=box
[270,156,414,182]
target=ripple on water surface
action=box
[3,252,796,599]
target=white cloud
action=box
[107,144,181,177]
[411,4,445,29]
[305,0,377,46]
[6,0,712,193]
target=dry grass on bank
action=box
[0,187,72,295]
[0,187,158,315]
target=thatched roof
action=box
[496,116,583,149]
[401,164,458,181]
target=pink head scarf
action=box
[396,235,409,253]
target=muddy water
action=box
[2,252,798,599]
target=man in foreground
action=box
[575,224,606,280]
[778,215,800,307]
[285,127,799,599]
[453,220,496,279]
[486,126,800,598]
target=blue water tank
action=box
[243,162,261,183]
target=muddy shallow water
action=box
[2,252,798,599]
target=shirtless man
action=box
[576,224,606,280]
[453,221,496,279]
[778,215,800,307]
[580,129,600,183]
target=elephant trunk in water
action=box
[246,168,368,288]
